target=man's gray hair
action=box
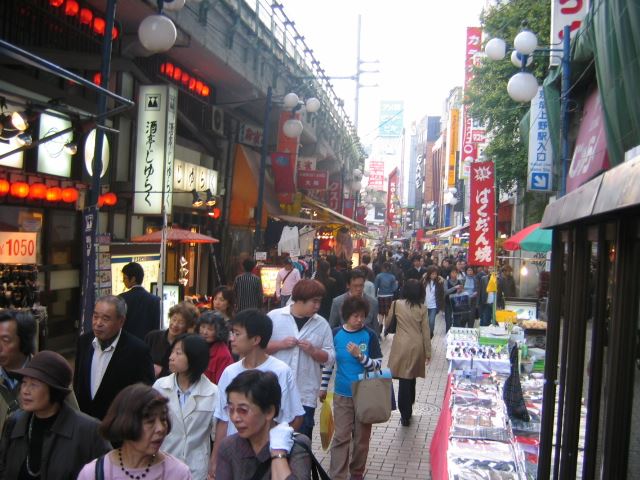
[96,295,127,318]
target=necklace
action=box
[26,414,41,477]
[118,448,155,480]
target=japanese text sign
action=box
[527,87,554,192]
[0,232,37,264]
[448,109,460,187]
[328,174,342,212]
[469,162,495,267]
[550,0,590,66]
[296,169,328,190]
[461,27,483,179]
[387,168,399,227]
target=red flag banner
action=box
[469,161,495,266]
[387,168,399,227]
[270,152,296,194]
[343,198,354,219]
[328,174,342,212]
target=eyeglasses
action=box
[224,404,255,417]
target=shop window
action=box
[0,206,44,264]
[47,210,80,265]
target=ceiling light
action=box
[204,188,217,207]
[11,112,28,131]
[64,141,78,155]
[191,189,204,207]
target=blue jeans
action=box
[427,308,438,338]
[298,405,315,439]
[480,303,493,326]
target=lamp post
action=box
[485,25,571,196]
[253,90,320,249]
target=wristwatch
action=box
[271,452,288,460]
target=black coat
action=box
[74,329,155,420]
[0,403,111,479]
[118,286,161,340]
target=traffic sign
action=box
[530,172,550,191]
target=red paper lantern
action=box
[102,192,117,206]
[92,17,106,35]
[46,187,62,202]
[11,182,30,199]
[212,207,222,219]
[112,26,119,40]
[0,179,10,196]
[201,85,210,97]
[181,72,190,85]
[165,63,174,77]
[173,67,182,82]
[188,78,196,91]
[50,0,64,7]
[79,8,93,25]
[92,72,102,85]
[64,0,79,16]
[98,195,105,208]
[61,187,79,203]
[29,183,47,200]
[195,81,203,95]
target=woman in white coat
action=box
[153,334,218,480]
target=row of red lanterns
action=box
[0,180,79,203]
[49,0,119,40]
[160,63,211,97]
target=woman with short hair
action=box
[153,334,218,480]
[77,383,191,479]
[0,350,111,479]
[197,311,234,384]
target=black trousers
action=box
[398,378,416,421]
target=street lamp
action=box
[485,25,571,196]
[254,89,321,248]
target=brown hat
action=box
[12,350,72,392]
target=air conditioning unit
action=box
[211,106,224,136]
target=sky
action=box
[280,0,487,143]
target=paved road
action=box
[311,315,449,479]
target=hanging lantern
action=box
[64,0,79,16]
[102,192,117,206]
[10,182,30,199]
[29,183,47,200]
[79,8,93,25]
[0,179,9,196]
[138,14,177,53]
[98,195,105,207]
[61,187,79,203]
[46,187,62,202]
[208,207,222,219]
[92,17,106,36]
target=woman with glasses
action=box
[216,369,311,479]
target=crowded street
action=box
[2,0,640,479]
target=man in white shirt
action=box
[267,279,335,438]
[275,258,301,307]
[209,309,304,477]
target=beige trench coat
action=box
[385,300,432,379]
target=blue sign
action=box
[379,101,404,137]
[530,172,550,191]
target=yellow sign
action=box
[259,266,280,297]
[448,109,460,187]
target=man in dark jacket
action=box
[404,255,427,281]
[118,262,161,340]
[74,295,155,420]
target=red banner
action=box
[469,161,495,267]
[343,198,354,219]
[387,168,399,227]
[296,170,328,190]
[328,174,342,212]
[270,152,295,194]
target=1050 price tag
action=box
[0,232,37,264]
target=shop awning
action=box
[302,197,368,232]
[272,214,326,225]
[438,223,469,239]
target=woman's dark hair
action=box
[170,334,210,384]
[382,262,391,272]
[291,279,326,302]
[212,286,235,318]
[230,309,272,348]
[100,384,171,443]
[425,265,439,284]
[341,295,369,321]
[0,310,36,357]
[226,370,281,417]
[315,260,331,284]
[197,311,229,344]
[168,301,199,329]
[403,279,424,307]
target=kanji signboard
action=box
[469,162,495,267]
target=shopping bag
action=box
[351,370,392,424]
[319,392,334,451]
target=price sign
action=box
[0,232,38,264]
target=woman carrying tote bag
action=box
[385,279,432,427]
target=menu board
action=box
[111,254,161,295]
[260,266,280,298]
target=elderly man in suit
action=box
[74,295,155,420]
[329,268,379,332]
[118,262,161,340]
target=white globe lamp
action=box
[282,118,303,138]
[485,38,506,61]
[138,15,177,53]
[283,93,300,110]
[514,30,538,56]
[163,0,186,11]
[305,97,321,113]
[511,50,533,68]
[507,72,539,102]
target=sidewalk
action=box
[311,315,450,479]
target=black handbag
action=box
[293,436,331,480]
[94,455,105,480]
[386,301,398,334]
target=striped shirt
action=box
[233,272,263,312]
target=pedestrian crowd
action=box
[0,252,516,479]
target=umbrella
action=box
[132,228,219,244]
[503,223,551,252]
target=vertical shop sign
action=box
[460,27,483,179]
[469,162,495,267]
[80,206,97,334]
[550,0,590,66]
[527,87,554,192]
[271,153,296,193]
[343,198,355,219]
[328,174,342,212]
[356,206,366,225]
[276,111,301,193]
[134,85,178,214]
[448,109,460,186]
[387,168,399,227]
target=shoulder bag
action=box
[351,368,392,424]
[94,454,105,480]
[386,300,398,334]
[293,435,331,480]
